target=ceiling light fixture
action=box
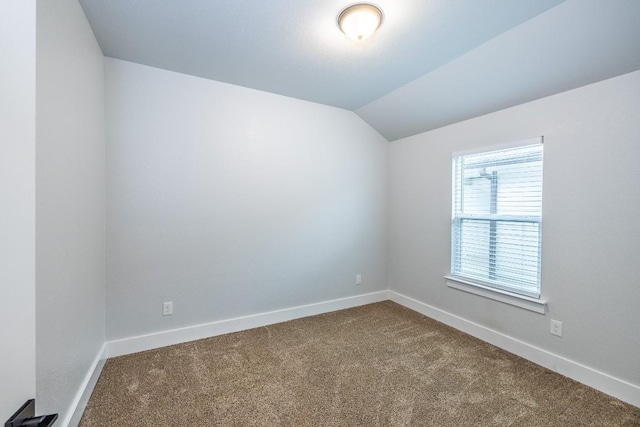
[337,3,384,42]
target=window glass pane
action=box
[457,219,490,280]
[462,170,492,214]
[495,161,542,216]
[494,221,540,295]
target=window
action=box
[451,139,543,299]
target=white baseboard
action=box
[100,289,639,410]
[388,290,640,409]
[107,291,389,358]
[63,343,108,427]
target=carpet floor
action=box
[80,301,640,426]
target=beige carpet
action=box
[80,301,640,426]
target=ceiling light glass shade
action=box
[338,3,383,41]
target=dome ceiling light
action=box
[337,3,384,42]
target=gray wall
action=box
[36,0,106,421]
[105,59,388,340]
[0,0,36,419]
[388,70,640,386]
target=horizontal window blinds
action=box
[451,141,543,298]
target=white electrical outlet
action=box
[356,274,362,285]
[550,319,562,337]
[163,301,173,316]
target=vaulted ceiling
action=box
[80,0,640,141]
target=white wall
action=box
[0,0,37,420]
[36,0,106,423]
[388,70,640,386]
[105,59,388,340]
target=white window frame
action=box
[446,137,547,313]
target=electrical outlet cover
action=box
[163,301,173,316]
[550,319,563,337]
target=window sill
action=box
[444,276,547,314]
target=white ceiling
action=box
[79,0,640,141]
